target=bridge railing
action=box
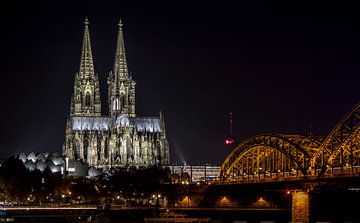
[218,167,360,185]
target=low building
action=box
[169,164,220,183]
[16,152,89,177]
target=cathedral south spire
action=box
[108,19,136,117]
[79,17,95,78]
[71,18,101,116]
[114,19,129,80]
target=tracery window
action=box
[104,139,108,159]
[85,92,91,106]
[113,98,119,110]
[73,140,80,160]
[97,136,102,161]
[84,138,89,160]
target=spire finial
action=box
[118,18,123,28]
[84,17,89,25]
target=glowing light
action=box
[254,196,269,208]
[218,196,231,207]
[3,207,97,210]
[225,139,234,145]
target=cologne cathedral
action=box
[63,18,170,168]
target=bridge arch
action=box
[311,102,360,176]
[220,135,313,181]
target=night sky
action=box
[1,1,360,165]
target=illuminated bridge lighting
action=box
[220,101,360,183]
[3,207,97,210]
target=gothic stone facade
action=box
[63,19,170,168]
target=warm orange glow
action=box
[180,196,191,207]
[292,191,309,223]
[217,196,231,207]
[254,196,270,208]
[293,191,308,204]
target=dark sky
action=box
[1,1,360,165]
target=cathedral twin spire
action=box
[114,19,129,81]
[79,18,95,79]
[71,18,135,117]
[65,18,170,167]
[108,18,136,117]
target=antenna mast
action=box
[225,112,235,146]
[229,112,233,135]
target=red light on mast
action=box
[224,112,235,146]
[225,138,234,145]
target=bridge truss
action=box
[220,103,360,182]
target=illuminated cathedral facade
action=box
[63,19,170,168]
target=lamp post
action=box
[182,181,189,207]
[153,193,161,209]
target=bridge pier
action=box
[291,190,309,223]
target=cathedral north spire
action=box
[79,17,95,78]
[71,17,101,117]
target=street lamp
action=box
[154,194,161,209]
[182,181,189,207]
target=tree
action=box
[0,156,32,202]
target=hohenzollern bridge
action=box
[220,101,360,182]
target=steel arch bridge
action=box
[220,103,360,182]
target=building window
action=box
[104,139,108,159]
[73,140,80,160]
[113,98,119,111]
[84,139,89,160]
[97,136,102,161]
[120,93,126,107]
[85,92,91,106]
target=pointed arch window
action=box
[97,135,102,161]
[156,140,162,164]
[85,92,91,107]
[73,140,80,160]
[120,93,126,108]
[104,139,109,159]
[113,98,120,111]
[83,138,89,160]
